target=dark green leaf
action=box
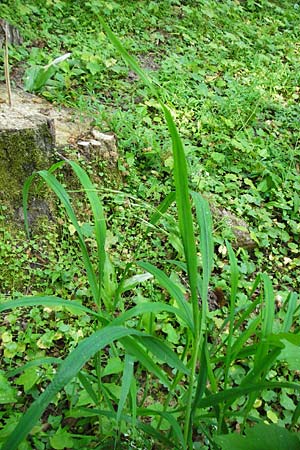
[215,423,300,450]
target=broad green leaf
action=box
[278,339,300,370]
[24,65,56,92]
[49,427,74,450]
[24,53,71,92]
[121,272,153,293]
[162,322,179,344]
[16,367,39,392]
[0,373,17,404]
[102,356,123,376]
[215,423,300,450]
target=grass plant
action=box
[1,15,300,450]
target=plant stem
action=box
[184,332,201,448]
[4,24,12,107]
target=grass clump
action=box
[0,1,299,449]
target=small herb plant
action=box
[24,52,71,92]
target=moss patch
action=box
[0,111,55,216]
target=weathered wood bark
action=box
[0,105,55,216]
[0,19,22,46]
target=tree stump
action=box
[0,104,55,217]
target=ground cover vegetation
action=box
[0,0,299,448]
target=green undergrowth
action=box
[1,0,299,291]
[0,1,300,449]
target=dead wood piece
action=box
[0,19,22,47]
[211,205,257,249]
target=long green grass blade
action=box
[246,274,275,395]
[197,381,300,408]
[224,242,239,388]
[161,104,199,446]
[7,357,61,378]
[137,261,194,332]
[101,19,199,446]
[22,161,66,237]
[2,326,142,450]
[130,377,137,429]
[230,317,260,363]
[262,273,275,339]
[227,242,239,308]
[79,407,176,447]
[95,15,204,447]
[111,301,190,329]
[161,105,198,318]
[232,298,262,334]
[150,191,176,226]
[192,192,214,306]
[291,399,300,428]
[282,292,298,333]
[37,170,100,304]
[98,14,198,322]
[78,371,99,406]
[117,353,135,424]
[67,160,106,306]
[252,347,283,385]
[97,15,158,97]
[23,161,106,307]
[0,296,101,318]
[138,407,185,449]
[121,336,171,388]
[193,341,208,408]
[120,272,153,293]
[137,335,190,375]
[22,173,36,237]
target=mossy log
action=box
[0,105,55,217]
